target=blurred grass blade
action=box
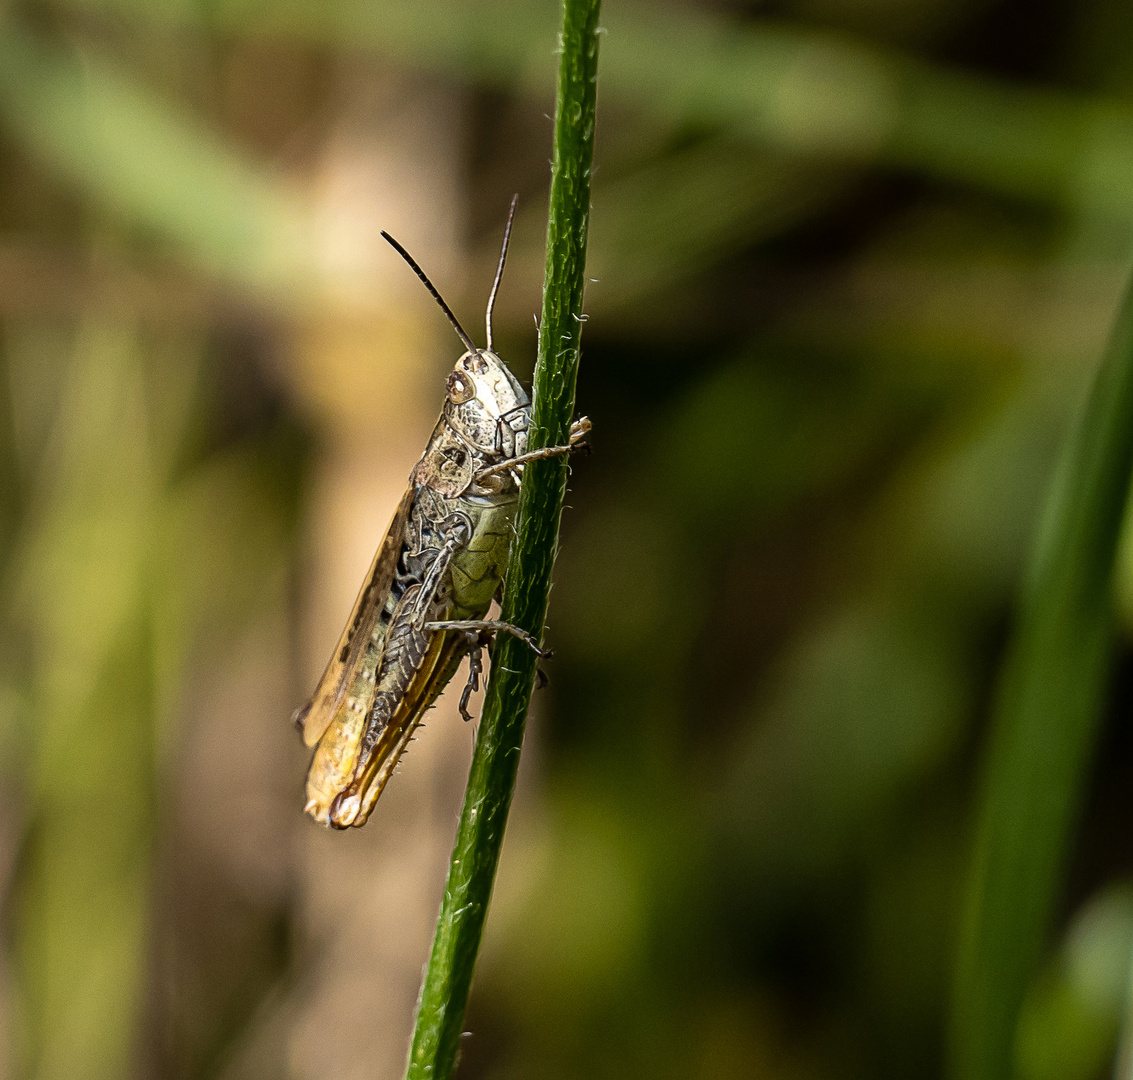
[57,0,1133,221]
[1117,940,1133,1079]
[9,320,298,1079]
[13,321,166,1080]
[0,18,309,291]
[583,143,849,316]
[481,141,853,330]
[404,1,600,1077]
[951,269,1133,1080]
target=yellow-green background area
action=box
[1,1,1133,1078]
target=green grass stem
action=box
[950,271,1133,1080]
[403,2,601,1078]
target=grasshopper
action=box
[296,197,590,829]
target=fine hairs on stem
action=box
[402,2,603,1079]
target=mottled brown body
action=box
[299,346,535,828]
[294,210,588,829]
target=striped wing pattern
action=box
[294,486,416,750]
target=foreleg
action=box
[474,416,591,483]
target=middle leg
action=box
[425,618,549,657]
[456,630,491,723]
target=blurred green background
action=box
[1,0,1133,1078]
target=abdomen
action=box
[448,493,518,618]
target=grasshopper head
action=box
[443,349,528,452]
[414,349,529,498]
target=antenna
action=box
[380,231,479,355]
[486,194,518,352]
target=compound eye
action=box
[446,370,476,404]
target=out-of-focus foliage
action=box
[953,234,1133,1080]
[1017,883,1133,1080]
[0,1,1130,1079]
